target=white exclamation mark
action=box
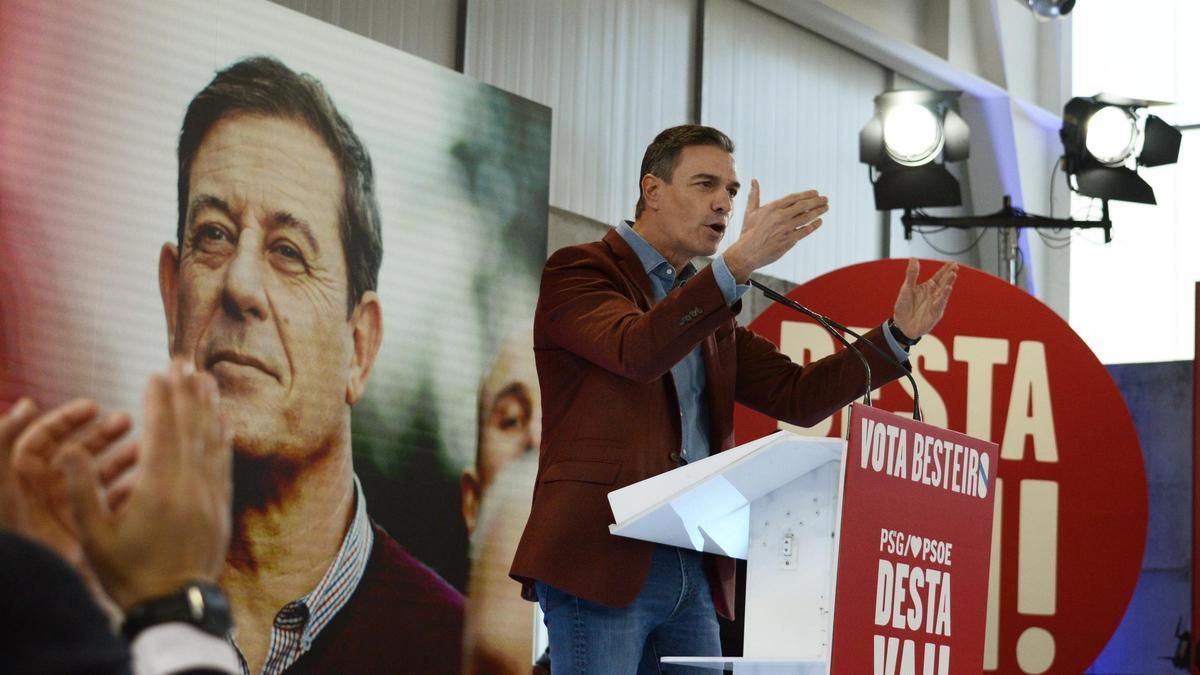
[1016,479,1058,673]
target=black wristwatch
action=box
[121,580,232,642]
[887,318,921,348]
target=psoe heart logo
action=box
[735,260,1146,674]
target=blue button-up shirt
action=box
[617,221,748,463]
[616,220,910,464]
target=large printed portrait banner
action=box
[1,1,549,672]
[735,260,1148,674]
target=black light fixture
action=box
[879,90,1183,279]
[1022,0,1076,19]
[1060,94,1182,204]
[860,90,970,211]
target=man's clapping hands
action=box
[0,359,234,613]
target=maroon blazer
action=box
[509,229,906,618]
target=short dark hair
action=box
[176,56,382,314]
[635,125,735,218]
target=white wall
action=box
[270,0,1074,309]
[1069,0,1200,364]
[463,0,697,227]
[701,0,889,281]
[269,0,459,68]
[740,0,1070,317]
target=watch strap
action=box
[121,581,232,642]
[888,318,921,347]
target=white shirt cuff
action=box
[131,622,240,675]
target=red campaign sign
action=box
[736,259,1146,674]
[833,403,998,675]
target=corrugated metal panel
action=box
[464,0,697,226]
[703,0,887,283]
[269,0,458,68]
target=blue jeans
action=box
[535,544,722,674]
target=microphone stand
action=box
[750,279,923,422]
[749,280,871,406]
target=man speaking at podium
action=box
[510,125,958,673]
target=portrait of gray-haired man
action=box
[158,56,463,675]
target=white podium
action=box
[608,431,847,675]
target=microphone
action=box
[750,279,923,422]
[749,280,871,407]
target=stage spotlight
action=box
[1024,0,1075,19]
[1084,106,1137,166]
[1061,95,1182,204]
[883,103,942,166]
[861,90,969,211]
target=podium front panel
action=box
[830,404,999,674]
[743,460,842,660]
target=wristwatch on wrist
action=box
[121,580,232,642]
[887,318,921,348]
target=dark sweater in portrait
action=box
[285,523,464,674]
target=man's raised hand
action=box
[9,400,135,567]
[724,179,829,283]
[892,258,959,340]
[0,398,39,532]
[59,360,233,612]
